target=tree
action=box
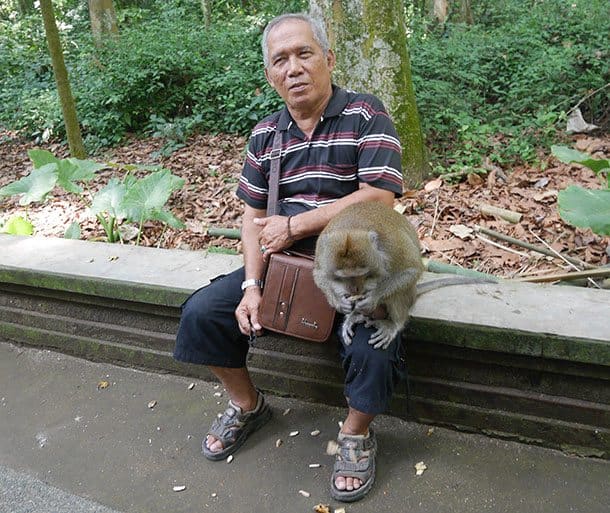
[310,0,429,187]
[40,0,86,158]
[456,0,473,25]
[201,0,211,28]
[88,0,119,48]
[16,0,34,15]
[429,0,448,23]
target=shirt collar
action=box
[276,85,348,131]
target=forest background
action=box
[0,0,608,280]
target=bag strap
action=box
[267,128,283,217]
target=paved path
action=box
[0,341,608,513]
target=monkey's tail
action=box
[415,276,498,296]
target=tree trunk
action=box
[16,0,34,15]
[40,0,86,158]
[456,0,474,24]
[200,0,211,28]
[88,0,119,48]
[310,0,429,187]
[428,0,448,23]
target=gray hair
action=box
[261,13,330,68]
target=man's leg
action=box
[204,366,259,453]
[336,407,375,491]
[175,268,271,456]
[334,321,405,495]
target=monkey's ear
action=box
[368,231,380,248]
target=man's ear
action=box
[326,49,336,72]
[264,67,275,89]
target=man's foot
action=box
[329,429,377,502]
[202,391,272,461]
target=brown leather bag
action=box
[258,130,336,342]
[260,251,336,342]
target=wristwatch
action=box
[241,278,264,291]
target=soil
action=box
[0,129,608,281]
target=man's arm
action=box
[234,204,266,336]
[255,183,394,256]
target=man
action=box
[174,13,404,503]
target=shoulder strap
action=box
[267,129,283,216]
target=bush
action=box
[410,0,609,171]
[0,0,607,171]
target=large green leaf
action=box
[551,145,609,175]
[122,170,185,223]
[558,186,610,236]
[0,163,58,205]
[90,178,127,219]
[56,159,100,194]
[64,222,81,239]
[28,149,59,168]
[0,215,34,235]
[150,209,186,229]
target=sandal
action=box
[329,429,377,502]
[202,390,272,461]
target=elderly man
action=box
[174,13,404,502]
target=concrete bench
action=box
[1,234,608,457]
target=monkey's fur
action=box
[313,201,425,350]
[314,201,494,350]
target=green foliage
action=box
[0,215,34,236]
[0,0,607,173]
[410,0,609,172]
[551,145,610,236]
[0,149,185,244]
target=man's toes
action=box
[345,477,354,491]
[205,435,223,453]
[335,476,347,491]
[352,478,361,489]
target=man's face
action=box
[264,19,335,113]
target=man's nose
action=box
[286,55,303,75]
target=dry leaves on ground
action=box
[0,130,608,279]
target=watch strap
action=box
[241,278,263,291]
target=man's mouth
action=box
[289,83,308,91]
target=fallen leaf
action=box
[97,380,109,390]
[424,177,443,193]
[533,190,557,202]
[449,224,474,239]
[313,504,331,513]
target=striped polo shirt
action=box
[236,86,403,218]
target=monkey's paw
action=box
[341,313,367,346]
[368,321,400,350]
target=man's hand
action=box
[235,287,264,336]
[253,215,293,261]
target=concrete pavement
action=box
[0,340,608,513]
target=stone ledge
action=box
[1,234,609,457]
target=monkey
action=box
[313,201,495,350]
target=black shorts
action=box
[174,267,406,415]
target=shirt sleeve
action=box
[356,96,403,197]
[235,130,269,210]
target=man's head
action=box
[262,13,335,115]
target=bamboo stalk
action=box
[474,226,596,270]
[479,204,522,223]
[514,268,610,283]
[422,258,500,282]
[206,227,241,239]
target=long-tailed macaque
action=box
[313,201,493,350]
